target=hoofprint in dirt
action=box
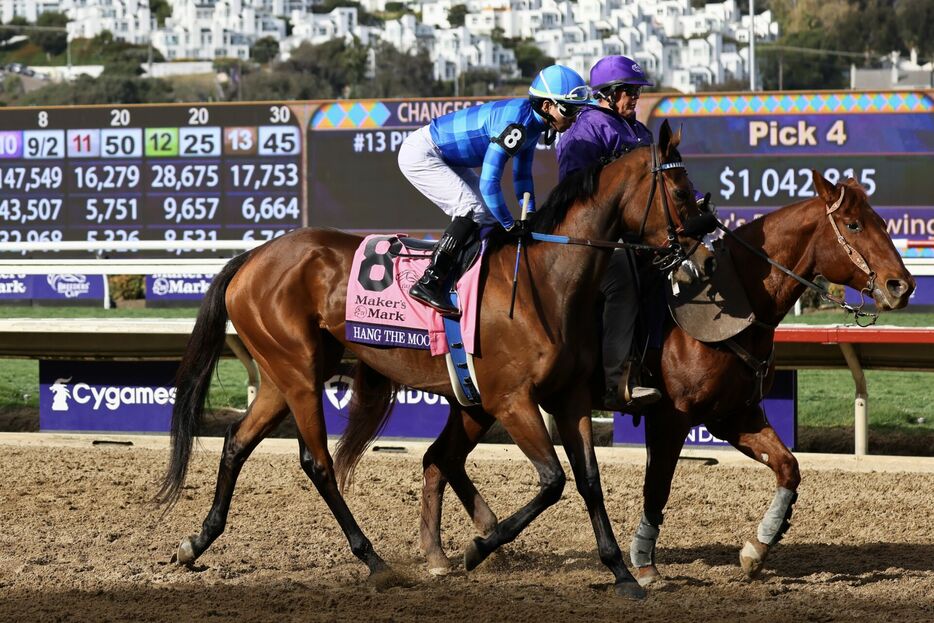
[0,440,932,623]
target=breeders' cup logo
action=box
[50,377,72,411]
[47,274,90,299]
[353,306,368,318]
[325,375,353,410]
[46,376,176,411]
[632,63,643,75]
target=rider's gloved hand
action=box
[507,220,532,239]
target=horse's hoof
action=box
[634,564,661,587]
[740,540,769,579]
[614,579,648,600]
[176,536,197,566]
[368,567,412,591]
[426,552,453,576]
[463,536,488,572]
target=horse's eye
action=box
[674,189,690,202]
[846,221,862,233]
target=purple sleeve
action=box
[557,120,608,181]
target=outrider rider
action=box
[556,55,663,412]
[398,64,594,315]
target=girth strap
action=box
[723,338,774,405]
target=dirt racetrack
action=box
[1,434,933,623]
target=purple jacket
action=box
[556,106,653,181]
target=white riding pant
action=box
[398,126,497,226]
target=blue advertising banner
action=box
[40,360,178,433]
[613,370,796,448]
[322,373,449,439]
[0,273,104,302]
[0,273,31,299]
[33,274,105,300]
[147,273,214,301]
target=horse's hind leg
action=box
[282,339,397,585]
[707,406,800,579]
[176,373,289,565]
[629,406,691,587]
[420,405,497,575]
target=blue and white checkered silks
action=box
[417,98,545,229]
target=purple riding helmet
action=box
[589,55,654,94]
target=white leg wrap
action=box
[756,486,796,546]
[630,512,662,568]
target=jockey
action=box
[399,64,594,315]
[556,55,662,412]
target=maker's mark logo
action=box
[49,377,73,412]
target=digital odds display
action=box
[0,103,304,257]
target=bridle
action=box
[636,144,697,270]
[713,185,879,327]
[529,142,702,271]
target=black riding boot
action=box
[410,216,477,316]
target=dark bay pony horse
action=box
[158,121,706,598]
[412,170,914,586]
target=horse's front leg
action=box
[420,404,497,575]
[707,405,800,579]
[630,405,691,587]
[551,387,646,600]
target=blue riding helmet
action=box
[528,64,596,118]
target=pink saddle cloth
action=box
[345,235,482,356]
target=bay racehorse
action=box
[411,170,914,586]
[157,121,708,598]
[629,170,914,585]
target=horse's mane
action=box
[486,145,650,253]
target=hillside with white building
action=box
[2,0,780,92]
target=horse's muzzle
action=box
[874,277,914,310]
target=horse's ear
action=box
[811,169,837,205]
[658,119,672,152]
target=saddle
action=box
[665,242,756,343]
[397,233,483,283]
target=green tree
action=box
[459,67,499,95]
[366,42,443,97]
[514,41,553,78]
[33,12,68,59]
[149,0,172,26]
[0,16,29,44]
[896,0,934,57]
[250,36,280,64]
[18,74,174,105]
[448,4,468,27]
[283,39,368,97]
[758,30,849,90]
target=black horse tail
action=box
[333,362,398,493]
[156,251,252,508]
